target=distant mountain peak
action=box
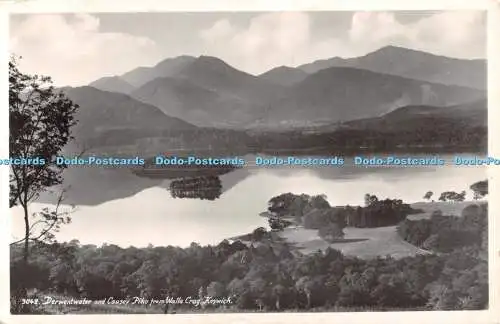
[258,65,309,86]
[274,65,294,70]
[178,55,253,79]
[368,45,470,61]
[297,45,486,89]
[194,55,234,68]
[88,76,135,94]
[154,55,196,67]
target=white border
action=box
[0,1,499,324]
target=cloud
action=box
[199,10,485,74]
[410,11,486,57]
[10,14,163,86]
[348,11,486,58]
[200,12,323,74]
[9,11,485,83]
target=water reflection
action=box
[169,176,222,200]
[35,154,486,206]
[15,159,486,247]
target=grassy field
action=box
[276,201,485,258]
[278,226,429,259]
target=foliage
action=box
[364,194,378,207]
[345,196,412,228]
[397,204,487,253]
[470,180,488,200]
[170,176,222,200]
[10,232,487,313]
[9,198,488,314]
[9,56,79,209]
[265,193,414,231]
[9,56,79,263]
[318,223,345,242]
[438,191,466,202]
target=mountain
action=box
[174,56,283,105]
[298,46,486,89]
[60,86,196,150]
[345,99,487,131]
[253,99,487,155]
[258,66,309,86]
[86,48,486,130]
[89,76,135,94]
[131,77,262,127]
[120,55,196,87]
[253,67,485,128]
[130,56,284,127]
[88,56,196,94]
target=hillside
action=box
[343,99,487,131]
[120,55,196,87]
[60,86,197,151]
[131,77,261,127]
[58,84,487,159]
[298,45,486,89]
[129,56,284,127]
[255,67,484,127]
[88,76,135,94]
[88,48,485,129]
[258,66,309,86]
[174,56,283,105]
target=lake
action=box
[10,154,487,248]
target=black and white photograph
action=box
[5,6,493,318]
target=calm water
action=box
[11,154,487,248]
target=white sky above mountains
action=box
[9,11,486,86]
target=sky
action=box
[9,10,486,87]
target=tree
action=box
[272,284,286,310]
[438,191,466,202]
[207,281,226,298]
[318,223,345,242]
[364,194,371,207]
[424,191,433,201]
[9,56,79,263]
[364,194,378,207]
[309,194,330,209]
[268,217,292,231]
[470,180,488,200]
[252,227,267,241]
[295,276,314,308]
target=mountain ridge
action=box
[252,66,484,128]
[87,45,487,129]
[297,45,486,89]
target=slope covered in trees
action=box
[10,229,487,313]
[10,198,488,314]
[398,204,487,253]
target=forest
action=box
[397,204,488,253]
[10,196,488,314]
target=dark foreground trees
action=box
[11,202,488,313]
[10,235,487,313]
